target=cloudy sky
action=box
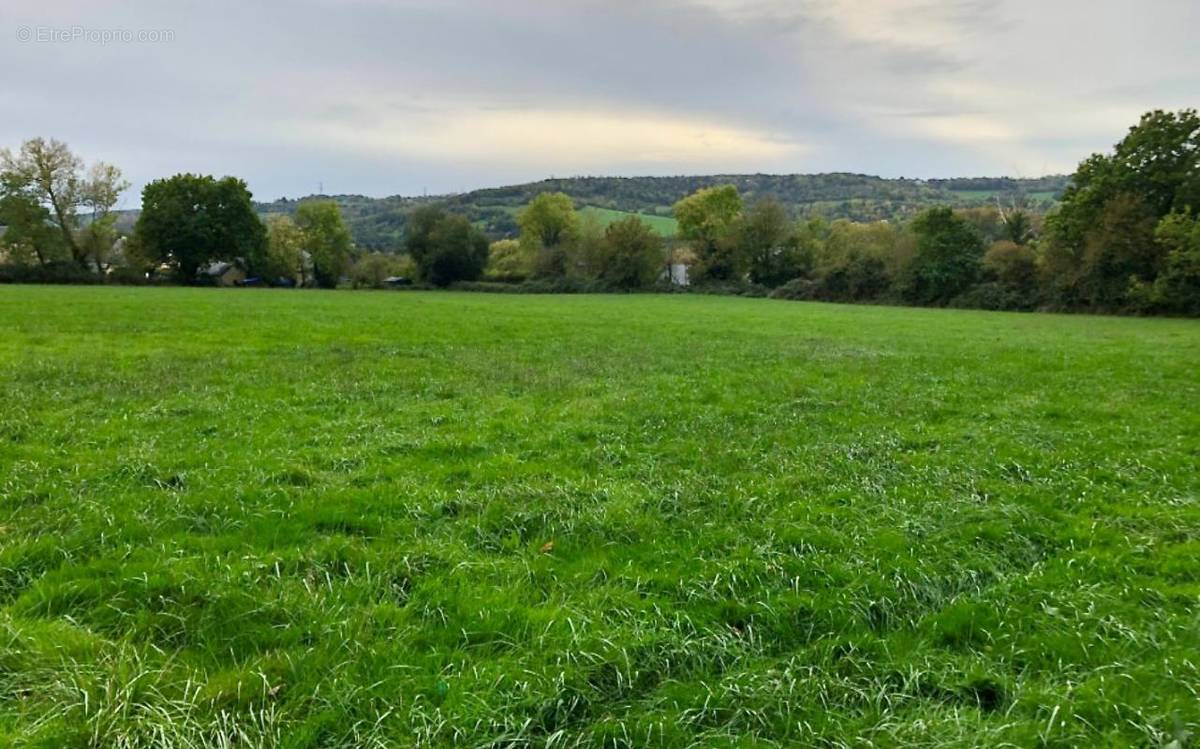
[3,0,1197,205]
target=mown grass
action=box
[0,286,1197,748]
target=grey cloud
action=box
[1,0,1197,200]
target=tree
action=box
[1043,109,1200,305]
[1002,209,1034,245]
[264,215,310,285]
[518,192,579,279]
[405,206,488,286]
[485,239,533,281]
[0,172,63,267]
[518,192,579,249]
[1137,211,1200,313]
[1,137,128,270]
[350,252,414,289]
[983,240,1038,292]
[135,174,267,282]
[1077,193,1161,308]
[738,199,812,287]
[673,185,743,281]
[809,219,899,301]
[296,201,353,288]
[904,207,985,305]
[594,216,664,289]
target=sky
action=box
[2,0,1198,206]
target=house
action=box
[663,263,690,286]
[198,261,246,286]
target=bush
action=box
[686,280,769,297]
[948,282,1034,311]
[0,261,99,285]
[982,241,1038,290]
[769,278,820,301]
[349,253,414,289]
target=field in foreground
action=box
[0,286,1197,748]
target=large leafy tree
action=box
[1,137,127,270]
[264,214,310,286]
[673,185,743,281]
[296,201,353,288]
[1044,109,1200,306]
[405,205,488,286]
[1141,211,1200,313]
[518,192,579,279]
[904,207,985,305]
[0,172,63,267]
[810,219,897,302]
[135,174,266,281]
[739,198,813,287]
[518,192,579,249]
[594,216,664,290]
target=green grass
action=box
[578,207,677,237]
[503,204,678,237]
[1,286,1198,748]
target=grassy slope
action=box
[0,287,1197,748]
[578,207,678,237]
[499,204,678,237]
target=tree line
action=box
[1,110,1197,314]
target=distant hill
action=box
[121,173,1071,251]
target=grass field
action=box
[1,286,1198,748]
[577,207,678,237]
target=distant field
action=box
[947,189,1061,204]
[501,204,678,237]
[1,287,1197,747]
[578,206,678,237]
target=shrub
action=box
[948,282,1033,311]
[0,261,99,285]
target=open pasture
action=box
[0,286,1197,747]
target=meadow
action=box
[577,207,678,238]
[0,286,1197,748]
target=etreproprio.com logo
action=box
[16,25,175,44]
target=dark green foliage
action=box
[947,282,1033,311]
[1044,109,1200,309]
[1003,210,1034,245]
[1078,193,1161,308]
[802,219,905,302]
[981,241,1039,309]
[740,199,814,287]
[134,174,267,281]
[904,207,985,305]
[0,260,99,285]
[592,216,665,290]
[1133,211,1200,314]
[404,205,488,287]
[0,173,64,267]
